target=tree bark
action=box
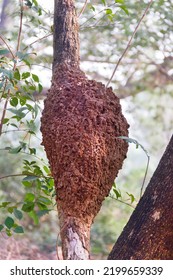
[53,0,79,69]
[108,134,173,260]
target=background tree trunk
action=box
[108,134,173,260]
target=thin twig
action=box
[23,33,53,51]
[109,194,135,209]
[0,35,15,59]
[140,155,150,198]
[16,0,23,52]
[78,0,88,18]
[0,173,25,180]
[106,0,153,88]
[0,89,10,135]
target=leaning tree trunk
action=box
[108,134,173,260]
[41,0,129,259]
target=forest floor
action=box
[0,236,60,260]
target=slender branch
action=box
[1,129,29,134]
[140,155,150,198]
[80,3,115,28]
[23,33,53,51]
[16,0,23,52]
[106,0,153,88]
[0,34,15,59]
[78,0,88,18]
[0,173,25,180]
[0,89,10,136]
[109,194,135,209]
[0,173,53,181]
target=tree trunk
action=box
[108,134,173,260]
[41,0,129,259]
[53,0,79,68]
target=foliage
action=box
[0,0,55,237]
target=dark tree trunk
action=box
[41,0,129,259]
[53,0,79,68]
[108,134,173,260]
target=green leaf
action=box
[89,5,95,12]
[32,0,38,6]
[113,188,121,199]
[106,8,112,15]
[22,202,35,212]
[24,193,35,202]
[8,107,27,119]
[36,209,50,218]
[38,196,52,205]
[115,0,124,4]
[8,207,14,214]
[25,0,32,7]
[19,96,27,106]
[101,0,106,5]
[22,72,30,79]
[119,5,129,15]
[37,202,48,210]
[14,209,23,220]
[14,69,20,80]
[28,210,39,225]
[0,202,11,208]
[29,148,36,155]
[6,228,12,236]
[126,192,135,203]
[3,118,9,124]
[38,83,43,93]
[10,97,18,107]
[22,181,32,187]
[0,68,13,80]
[16,51,30,61]
[13,226,24,233]
[5,217,14,229]
[23,175,38,181]
[32,73,39,83]
[0,49,10,56]
[9,142,26,154]
[0,224,4,231]
[43,165,50,174]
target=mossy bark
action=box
[41,0,129,259]
[108,135,173,260]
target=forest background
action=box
[0,0,172,259]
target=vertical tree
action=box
[108,134,173,260]
[41,0,129,260]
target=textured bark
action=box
[53,0,79,68]
[41,0,129,259]
[108,135,173,260]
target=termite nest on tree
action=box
[41,62,129,226]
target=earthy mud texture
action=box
[41,63,129,258]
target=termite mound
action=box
[41,63,129,259]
